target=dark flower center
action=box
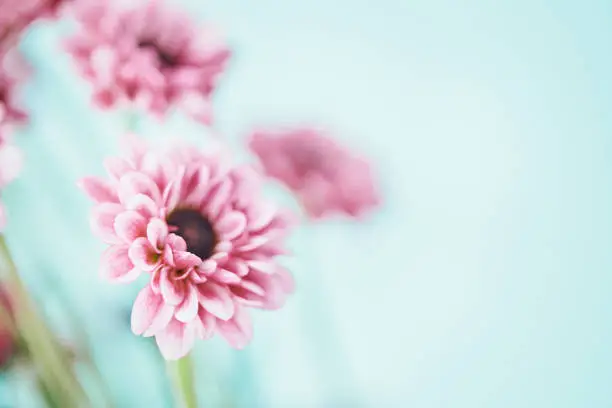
[166,209,217,260]
[137,39,178,68]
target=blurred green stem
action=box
[0,236,87,407]
[166,355,198,408]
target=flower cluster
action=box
[80,137,294,359]
[66,0,230,124]
[249,128,380,219]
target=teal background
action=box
[2,0,612,406]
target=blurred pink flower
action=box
[0,0,68,57]
[249,127,381,219]
[0,51,29,131]
[79,135,294,360]
[66,0,230,124]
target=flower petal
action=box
[155,318,197,360]
[128,237,159,271]
[114,210,147,242]
[132,285,173,336]
[197,282,234,321]
[173,251,201,270]
[103,156,132,181]
[216,211,247,241]
[118,172,161,205]
[204,179,232,220]
[160,268,186,306]
[217,303,253,349]
[90,203,122,244]
[213,269,241,284]
[195,309,216,340]
[100,245,141,283]
[247,202,277,231]
[147,218,168,250]
[78,176,118,203]
[175,285,199,323]
[247,260,277,275]
[126,194,159,219]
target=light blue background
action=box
[2,0,612,406]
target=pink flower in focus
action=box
[66,0,230,124]
[79,136,294,360]
[249,127,380,219]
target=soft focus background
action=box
[2,0,612,406]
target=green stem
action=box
[166,355,198,408]
[0,236,87,407]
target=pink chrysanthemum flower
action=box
[66,0,230,124]
[249,127,381,219]
[79,136,294,360]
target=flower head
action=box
[249,127,380,219]
[66,0,230,124]
[79,136,294,359]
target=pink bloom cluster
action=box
[66,0,230,124]
[0,0,67,57]
[80,136,294,359]
[249,128,380,219]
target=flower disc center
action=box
[137,40,178,68]
[166,209,217,260]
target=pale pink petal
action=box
[100,245,141,283]
[247,260,277,275]
[103,156,132,181]
[132,285,174,336]
[195,309,216,340]
[166,233,187,252]
[147,218,168,250]
[128,237,160,271]
[126,194,159,219]
[114,210,147,242]
[160,268,186,306]
[118,172,162,205]
[155,319,197,360]
[175,285,199,323]
[78,176,118,203]
[216,211,247,241]
[204,179,232,220]
[197,282,234,321]
[173,251,201,270]
[90,203,122,244]
[247,202,277,231]
[217,303,253,349]
[212,269,241,284]
[236,236,269,252]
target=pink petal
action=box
[160,268,186,306]
[217,303,253,349]
[225,260,249,277]
[236,236,269,252]
[131,285,174,337]
[118,172,162,205]
[103,156,132,181]
[128,237,160,271]
[197,282,234,321]
[173,251,202,270]
[155,319,197,360]
[247,202,277,231]
[90,203,122,244]
[197,259,217,275]
[166,233,187,252]
[100,245,141,283]
[204,179,232,220]
[195,309,216,340]
[126,194,158,219]
[147,218,168,250]
[213,269,241,284]
[183,166,210,206]
[175,285,199,323]
[247,260,277,275]
[114,210,147,242]
[276,266,295,294]
[78,176,118,203]
[216,211,247,241]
